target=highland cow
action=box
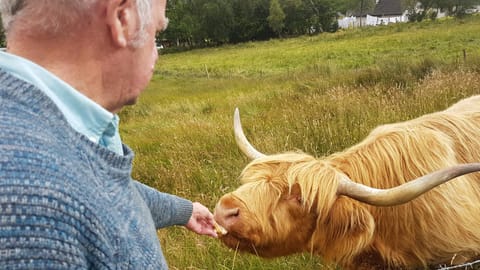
[214,96,480,269]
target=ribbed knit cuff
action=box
[172,196,193,226]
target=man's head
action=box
[0,0,168,112]
[0,0,164,46]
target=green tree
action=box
[200,0,234,44]
[268,0,286,36]
[437,0,480,17]
[230,0,273,43]
[334,0,374,14]
[416,0,436,21]
[159,0,201,48]
[333,0,357,13]
[280,0,302,35]
[304,0,338,33]
[229,0,257,42]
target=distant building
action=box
[338,0,479,29]
[370,0,408,25]
[338,0,408,28]
[465,5,480,14]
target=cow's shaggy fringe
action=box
[237,96,480,269]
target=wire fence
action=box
[437,259,480,270]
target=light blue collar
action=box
[0,51,123,155]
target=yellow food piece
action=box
[214,222,228,235]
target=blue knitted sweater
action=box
[0,70,193,269]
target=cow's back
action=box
[445,95,480,113]
[333,95,480,268]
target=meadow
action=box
[120,15,480,269]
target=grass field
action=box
[120,15,480,269]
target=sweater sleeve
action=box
[133,181,193,229]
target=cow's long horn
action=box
[337,163,480,206]
[234,108,266,160]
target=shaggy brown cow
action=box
[214,96,480,270]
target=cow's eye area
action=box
[225,207,240,218]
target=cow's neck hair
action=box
[329,112,476,189]
[323,110,480,266]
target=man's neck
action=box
[7,35,108,110]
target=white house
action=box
[338,0,409,28]
[339,1,480,29]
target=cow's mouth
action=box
[220,233,259,254]
[220,232,282,258]
[214,221,228,236]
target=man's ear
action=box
[105,0,136,47]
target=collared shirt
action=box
[0,51,123,155]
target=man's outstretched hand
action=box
[185,202,218,238]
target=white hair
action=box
[0,0,153,46]
[0,0,24,30]
[130,0,153,47]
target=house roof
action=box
[372,0,405,16]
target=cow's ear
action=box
[311,196,375,267]
[286,183,303,205]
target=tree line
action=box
[0,0,478,50]
[159,0,344,49]
[158,0,479,50]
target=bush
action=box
[0,15,5,48]
[0,32,5,48]
[353,57,440,89]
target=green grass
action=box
[120,15,480,269]
[155,16,480,78]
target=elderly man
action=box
[0,0,217,269]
